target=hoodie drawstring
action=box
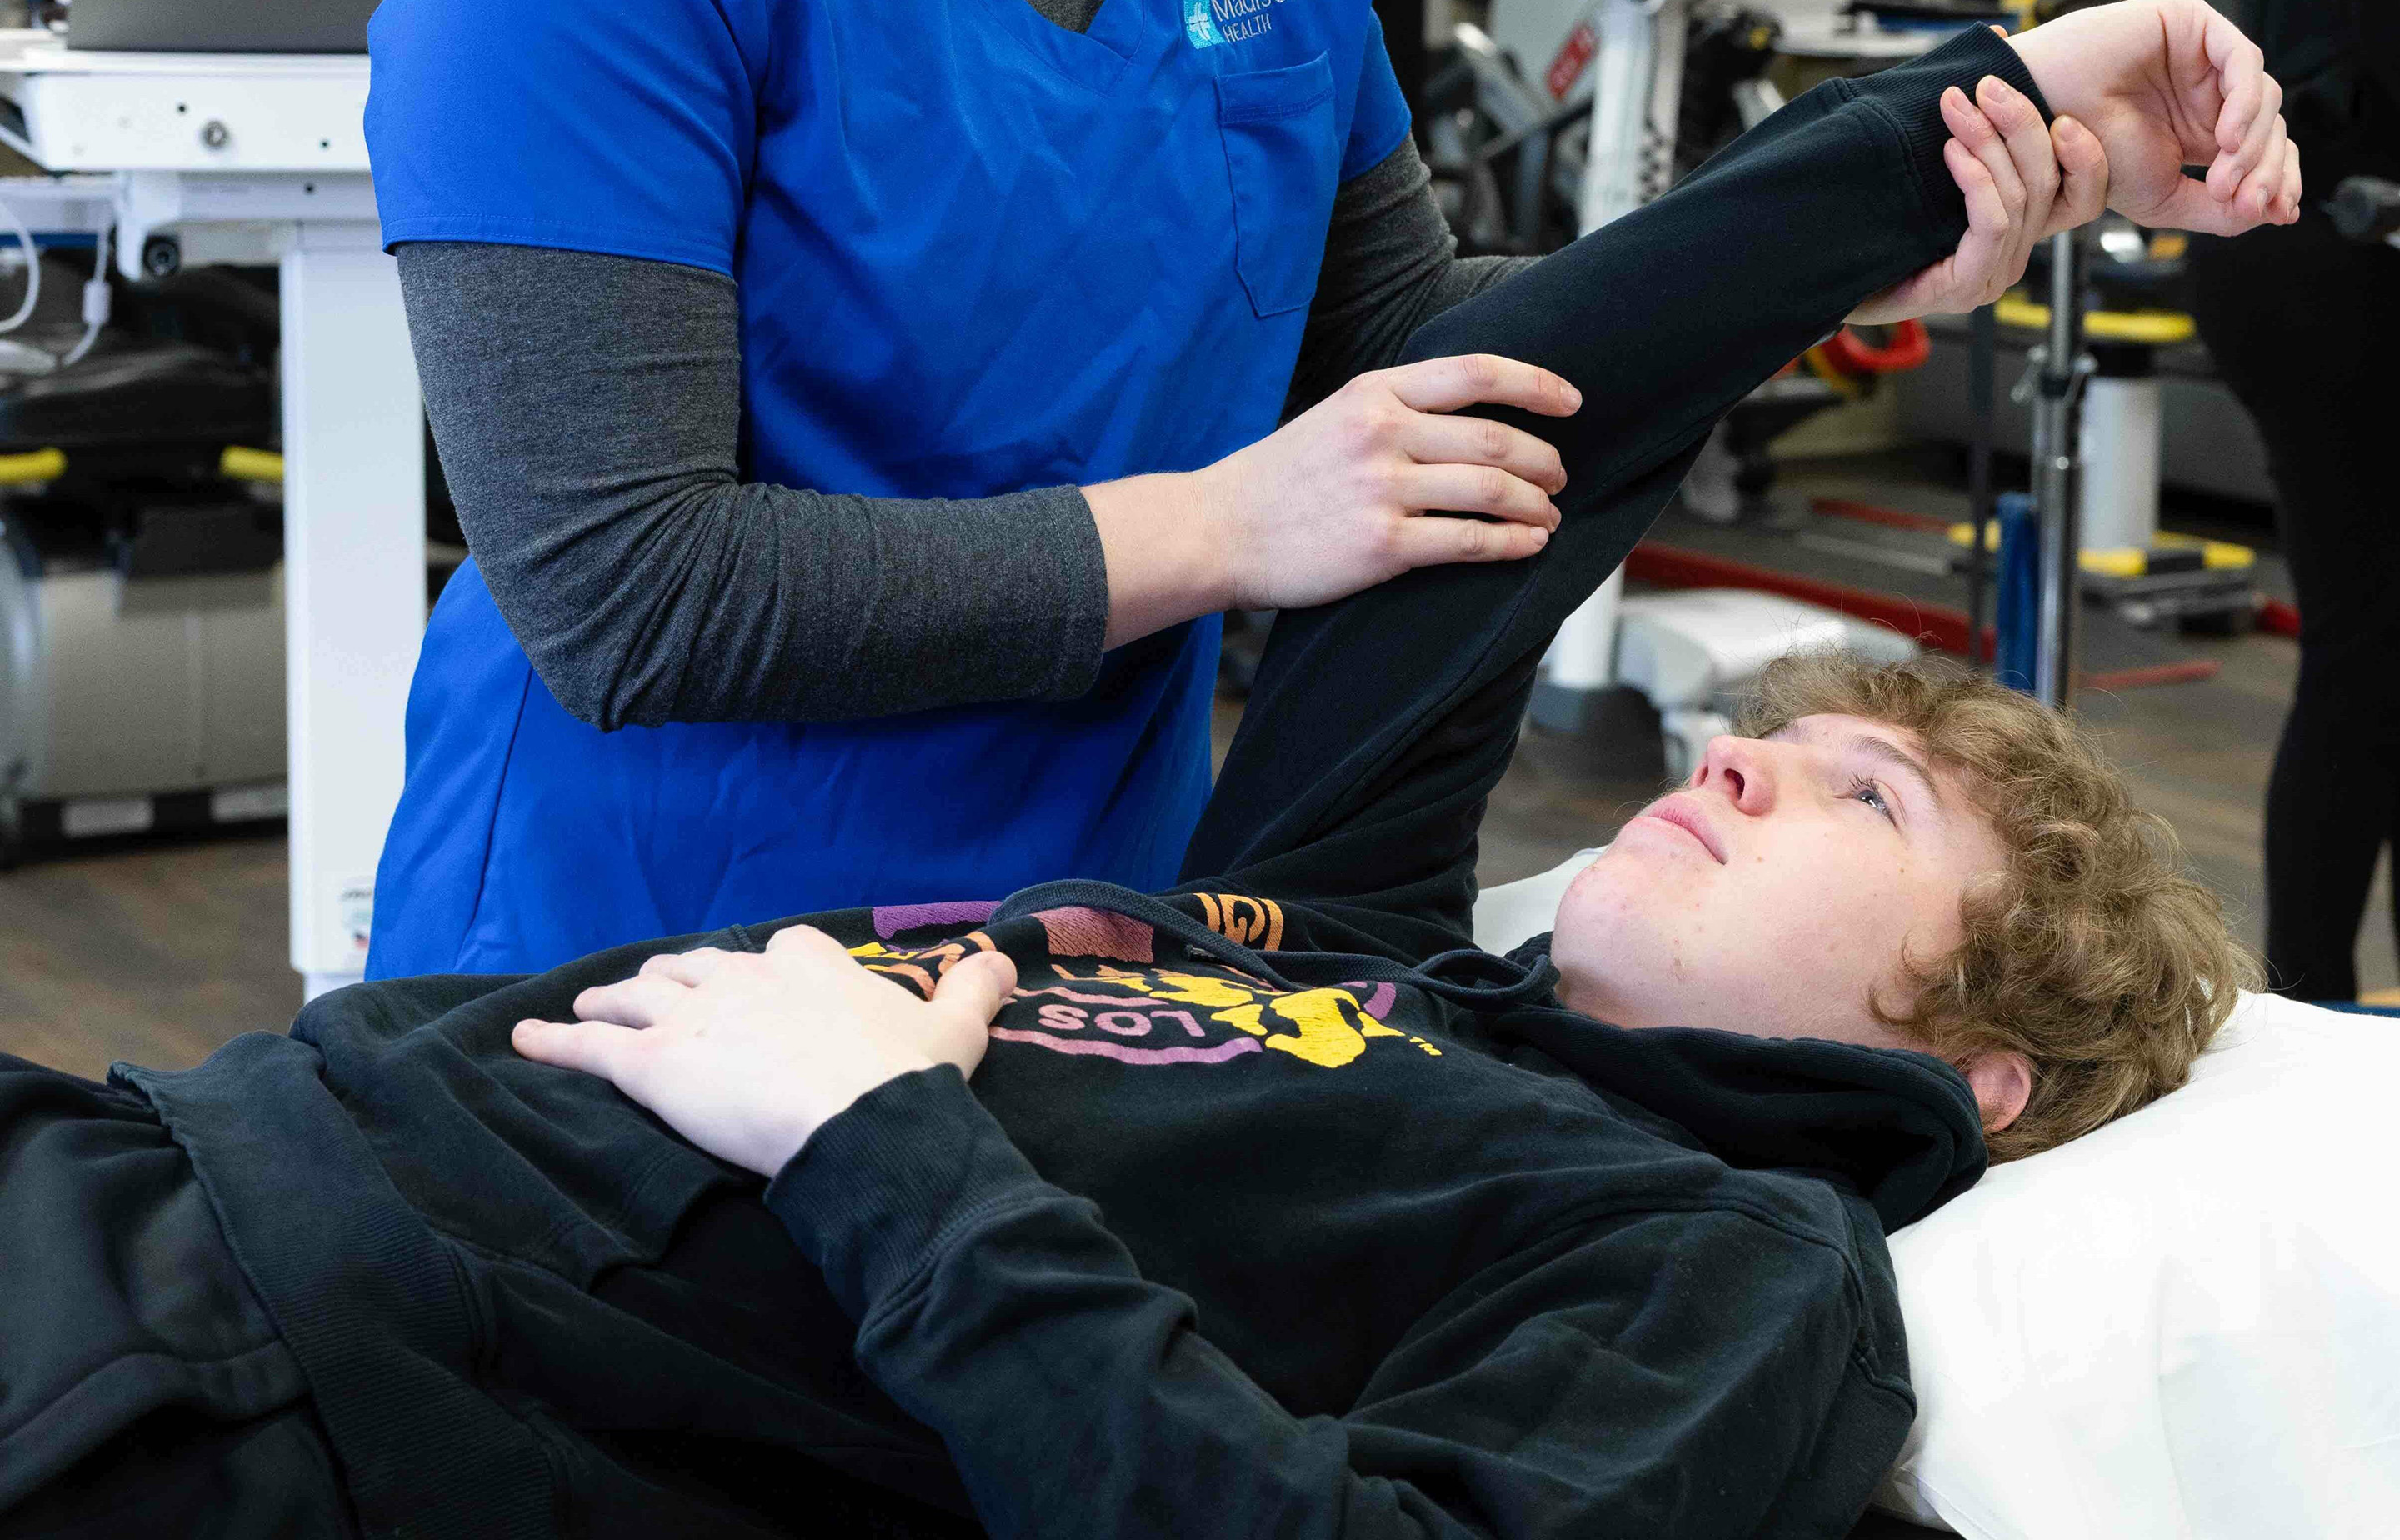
[988,879,1559,1012]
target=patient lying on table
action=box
[0,19,2288,1540]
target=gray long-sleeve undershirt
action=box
[402,7,1535,731]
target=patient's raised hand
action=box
[512,926,1018,1177]
[2008,0,2301,235]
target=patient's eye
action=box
[1846,776,1896,823]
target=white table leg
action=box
[280,221,423,999]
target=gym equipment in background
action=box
[1612,587,1919,777]
[63,0,376,53]
[2331,175,2400,249]
[0,249,287,869]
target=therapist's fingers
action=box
[1401,412,1568,497]
[1931,102,2016,302]
[1957,79,2034,237]
[572,973,691,1030]
[1382,354,1582,419]
[1847,138,2007,324]
[2039,118,2109,240]
[1938,87,2024,255]
[1943,140,2012,298]
[1401,462,1560,531]
[1982,78,2058,242]
[512,1017,645,1083]
[1388,512,1549,568]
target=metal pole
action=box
[1963,302,1996,668]
[2030,228,2086,708]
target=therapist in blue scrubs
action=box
[360,0,2062,978]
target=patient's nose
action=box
[1693,736,1772,814]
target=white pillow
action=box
[1876,992,2400,1539]
[1472,858,2400,1539]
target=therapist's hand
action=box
[2008,0,2300,235]
[1200,356,1578,614]
[1848,79,2110,324]
[512,927,1018,1177]
[1085,354,1577,646]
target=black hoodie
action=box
[83,27,2032,1540]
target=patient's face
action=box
[1549,714,2005,1049]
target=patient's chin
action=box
[1555,852,1682,944]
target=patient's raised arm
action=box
[1184,14,2286,953]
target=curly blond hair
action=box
[1737,649,2259,1162]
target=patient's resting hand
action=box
[512,927,1018,1177]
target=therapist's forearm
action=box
[1082,473,1233,651]
[398,242,1115,732]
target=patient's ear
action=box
[1963,1050,2033,1133]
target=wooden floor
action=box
[4,461,2384,1080]
[0,830,299,1079]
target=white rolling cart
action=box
[2,28,423,999]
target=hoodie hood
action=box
[1491,935,1988,1232]
[987,883,1985,1232]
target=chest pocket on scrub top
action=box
[1213,52,1340,318]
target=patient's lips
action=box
[1636,795,1728,864]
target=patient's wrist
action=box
[2002,30,2063,121]
[1998,12,2110,132]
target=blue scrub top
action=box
[362,0,1412,977]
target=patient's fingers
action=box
[929,949,1018,1032]
[572,972,691,1029]
[1382,353,1581,418]
[2145,152,2288,238]
[2232,113,2290,222]
[2208,46,2280,201]
[512,1017,644,1083]
[1402,412,1568,496]
[638,948,732,987]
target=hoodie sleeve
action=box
[769,1067,1904,1539]
[1182,26,2048,952]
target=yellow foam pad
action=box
[0,447,68,486]
[219,446,285,483]
[1993,295,2196,345]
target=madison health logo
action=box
[1184,0,1284,48]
